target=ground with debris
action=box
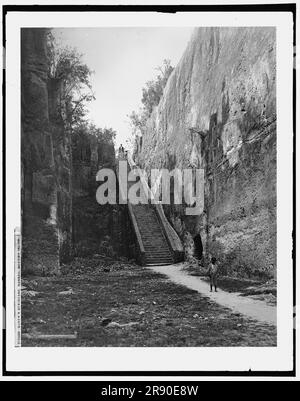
[21,257,276,347]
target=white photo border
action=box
[3,5,295,375]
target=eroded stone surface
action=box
[21,28,61,274]
[135,27,276,278]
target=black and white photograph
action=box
[2,3,296,377]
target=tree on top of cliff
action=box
[72,122,116,148]
[47,32,95,127]
[89,124,116,145]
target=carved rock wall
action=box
[136,27,276,278]
[21,28,72,273]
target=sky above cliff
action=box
[53,27,193,148]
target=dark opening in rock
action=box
[193,234,203,259]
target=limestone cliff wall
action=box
[136,27,276,278]
[21,28,72,273]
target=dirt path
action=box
[147,264,276,326]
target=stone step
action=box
[135,216,157,220]
[143,242,167,245]
[140,233,163,236]
[142,238,166,241]
[149,255,171,258]
[138,223,161,226]
[146,254,172,259]
[139,226,161,228]
[139,230,164,234]
[145,255,172,259]
[143,244,169,248]
[146,259,173,264]
[145,250,171,255]
[143,242,169,246]
[143,242,170,247]
[146,253,171,256]
[145,262,173,266]
[137,220,160,224]
[142,238,169,244]
[140,233,164,237]
[145,247,169,251]
[142,236,166,239]
[140,231,164,234]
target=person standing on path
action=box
[118,144,125,158]
[207,256,219,292]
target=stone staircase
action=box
[132,204,174,266]
[116,155,183,266]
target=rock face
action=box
[21,28,72,274]
[135,27,276,278]
[71,131,131,258]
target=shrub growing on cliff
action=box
[141,59,174,116]
[128,59,174,139]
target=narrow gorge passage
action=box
[19,26,280,354]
